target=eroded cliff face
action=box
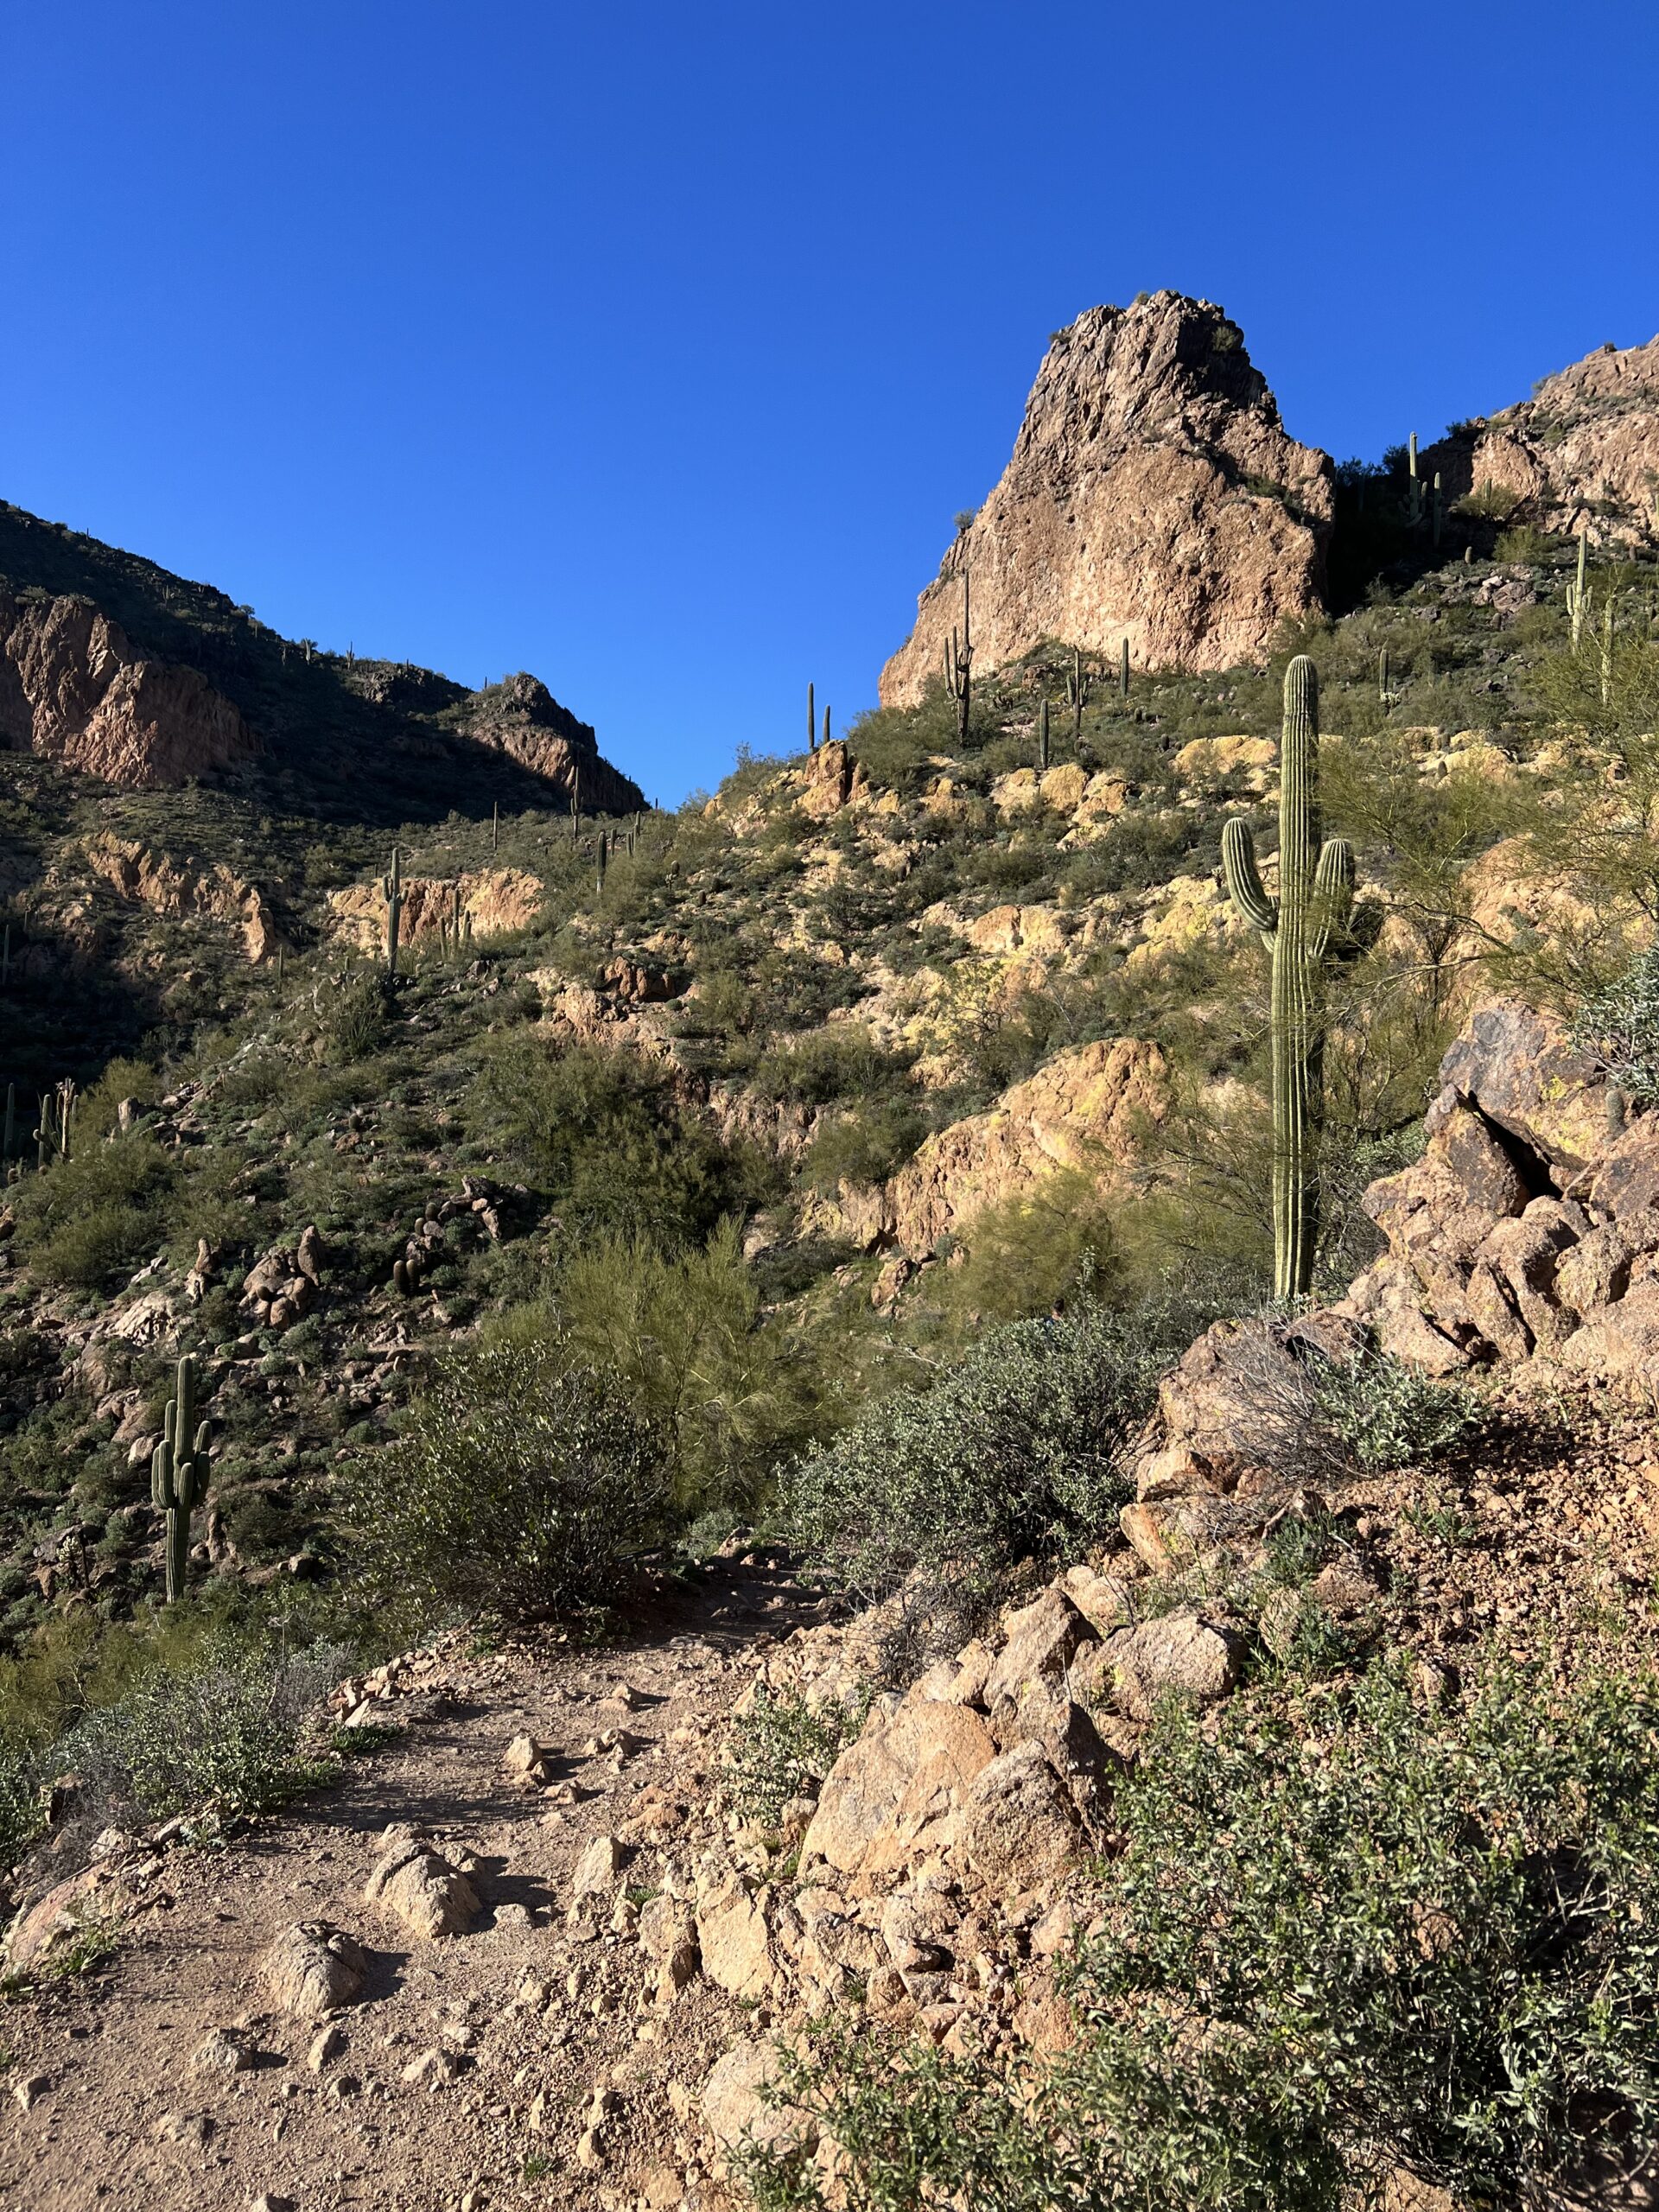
[1424,332,1659,549]
[0,591,257,786]
[879,292,1334,702]
[457,674,645,814]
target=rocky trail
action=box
[1,1551,830,2212]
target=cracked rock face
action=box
[880,291,1333,700]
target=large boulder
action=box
[800,1700,997,1878]
[880,293,1333,698]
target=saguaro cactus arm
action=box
[1222,817,1278,940]
[1309,836,1356,960]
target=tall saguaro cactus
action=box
[1065,646,1092,740]
[943,572,973,744]
[381,848,405,981]
[1221,656,1356,1300]
[151,1353,211,1605]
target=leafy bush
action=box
[334,1338,666,1623]
[802,1098,926,1192]
[1310,1347,1478,1468]
[721,1683,869,1828]
[12,1133,176,1287]
[785,1302,1162,1605]
[320,969,390,1063]
[59,1630,343,1827]
[752,1652,1659,2212]
[1570,947,1659,1108]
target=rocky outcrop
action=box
[457,674,645,813]
[0,590,257,786]
[327,865,543,951]
[81,834,282,962]
[880,293,1333,702]
[1423,332,1659,550]
[836,1036,1166,1256]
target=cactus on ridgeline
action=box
[381,848,405,981]
[943,571,973,744]
[823,703,831,752]
[808,682,817,754]
[1037,699,1050,773]
[1065,647,1091,740]
[1568,529,1590,649]
[1408,432,1423,527]
[151,1352,211,1605]
[1221,656,1357,1300]
[1433,470,1444,547]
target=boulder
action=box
[362,1834,480,1941]
[259,1922,366,2016]
[1438,1000,1608,1179]
[955,1740,1081,1888]
[695,1874,776,2000]
[702,2040,811,2159]
[1092,1613,1246,1722]
[801,1701,997,1878]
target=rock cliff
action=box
[1423,331,1659,550]
[0,590,257,786]
[456,673,645,814]
[880,292,1333,702]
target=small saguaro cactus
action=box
[492,800,499,854]
[570,767,582,842]
[1432,470,1445,547]
[822,703,831,751]
[381,847,406,981]
[1379,646,1392,703]
[1119,638,1130,697]
[1037,699,1051,772]
[1221,656,1357,1300]
[943,571,973,744]
[1408,432,1423,527]
[808,682,818,754]
[151,1352,211,1605]
[34,1078,75,1168]
[1065,647,1092,740]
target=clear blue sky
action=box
[3,3,1655,804]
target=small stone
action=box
[191,2029,253,2077]
[11,2074,50,2112]
[493,1901,533,1930]
[308,2024,347,2071]
[249,2196,296,2212]
[575,2126,605,2171]
[153,2110,215,2146]
[401,2045,464,2086]
[260,1921,366,2017]
[571,1833,623,1904]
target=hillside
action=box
[4,303,1659,2212]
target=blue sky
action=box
[3,2,1655,804]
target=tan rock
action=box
[880,294,1332,702]
[801,1700,997,1877]
[80,833,282,961]
[695,1874,775,2000]
[0,590,257,787]
[363,1837,480,1940]
[1561,1280,1659,1385]
[1439,999,1609,1179]
[702,2040,810,2159]
[1096,1614,1245,1721]
[956,1741,1081,1888]
[259,1922,366,2017]
[639,1893,700,1997]
[327,867,543,953]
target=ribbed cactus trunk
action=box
[1222,658,1357,1301]
[151,1353,210,1604]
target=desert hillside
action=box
[4,302,1659,2212]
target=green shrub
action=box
[59,1630,342,1827]
[1311,1348,1478,1468]
[785,1302,1162,1605]
[321,970,390,1063]
[802,1098,926,1192]
[721,1683,870,1829]
[12,1134,176,1288]
[334,1337,665,1624]
[1570,948,1659,1107]
[752,1651,1659,2212]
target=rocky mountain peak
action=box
[880,290,1333,702]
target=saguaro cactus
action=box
[808,682,818,754]
[34,1078,75,1167]
[1037,699,1051,772]
[1065,647,1092,740]
[943,572,973,744]
[1119,638,1131,697]
[381,848,405,981]
[1568,530,1590,649]
[1407,431,1423,527]
[1221,656,1357,1300]
[151,1353,211,1605]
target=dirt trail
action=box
[2,1554,827,2212]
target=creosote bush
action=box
[334,1338,665,1624]
[785,1302,1166,1605]
[750,1651,1659,2212]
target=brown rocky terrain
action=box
[880,292,1334,700]
[0,592,258,788]
[1425,331,1659,550]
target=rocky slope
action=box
[0,501,641,817]
[880,292,1334,699]
[1425,330,1659,550]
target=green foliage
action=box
[10,1131,176,1287]
[320,969,390,1063]
[1570,947,1659,1106]
[918,1168,1122,1327]
[1310,1347,1478,1468]
[785,1302,1165,1605]
[802,1098,926,1192]
[334,1337,665,1625]
[753,1652,1659,2212]
[721,1683,870,1828]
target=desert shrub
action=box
[11,1132,176,1287]
[721,1683,870,1828]
[58,1630,342,1827]
[320,969,390,1063]
[1570,947,1659,1106]
[802,1098,926,1192]
[334,1338,665,1624]
[0,1732,41,1866]
[752,1025,908,1106]
[785,1302,1161,1605]
[1311,1346,1478,1468]
[752,1652,1659,2212]
[922,1168,1121,1326]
